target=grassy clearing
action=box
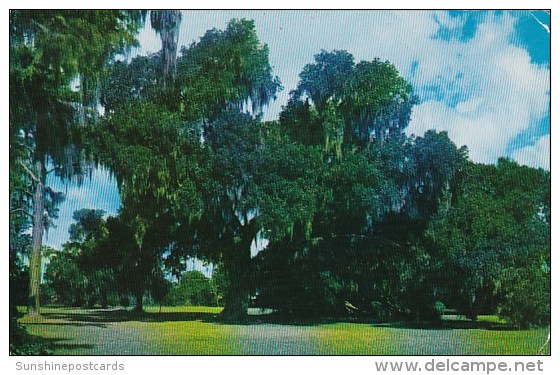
[18,306,550,355]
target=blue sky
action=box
[44,10,550,249]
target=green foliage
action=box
[10,10,144,320]
[12,15,549,329]
[284,49,417,150]
[95,102,205,222]
[11,11,142,82]
[425,159,550,321]
[44,251,88,306]
[165,271,217,306]
[101,54,163,111]
[69,209,106,242]
[296,50,354,109]
[411,130,469,217]
[498,259,550,328]
[178,18,281,120]
[10,319,50,355]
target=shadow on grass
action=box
[35,308,326,327]
[379,319,515,331]
[21,336,95,355]
[38,309,221,325]
[25,321,110,329]
[48,341,95,352]
[33,308,520,331]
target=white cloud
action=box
[511,134,550,170]
[405,12,549,164]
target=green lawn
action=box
[18,306,550,355]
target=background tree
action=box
[165,271,217,307]
[67,209,116,308]
[425,159,550,322]
[284,49,417,153]
[43,209,118,308]
[44,250,87,307]
[92,102,205,311]
[150,271,171,313]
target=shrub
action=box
[498,263,550,328]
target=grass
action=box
[17,306,550,355]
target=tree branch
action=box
[18,160,40,183]
[45,167,60,175]
[12,187,34,198]
[10,207,33,217]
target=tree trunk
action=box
[220,281,249,322]
[220,225,254,322]
[134,289,144,312]
[27,159,45,318]
[101,291,108,309]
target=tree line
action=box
[10,11,550,346]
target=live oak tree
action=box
[270,51,473,318]
[196,113,324,321]
[425,159,550,323]
[97,19,287,319]
[92,102,205,311]
[270,50,417,316]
